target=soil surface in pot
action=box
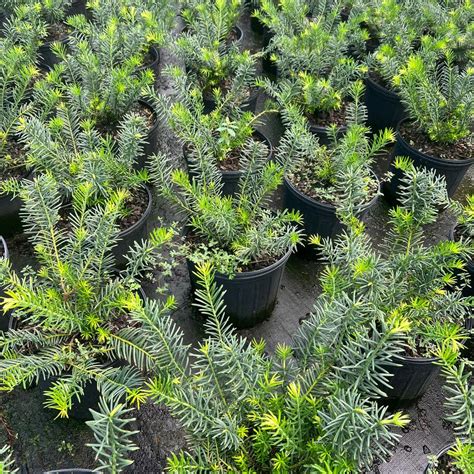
[119,186,149,231]
[45,22,69,42]
[431,452,463,473]
[0,140,27,179]
[368,71,392,91]
[58,186,148,232]
[214,133,269,171]
[307,101,349,129]
[187,231,281,272]
[288,166,378,206]
[399,122,473,161]
[96,101,155,137]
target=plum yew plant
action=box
[113,261,410,472]
[0,174,177,471]
[175,0,257,97]
[429,347,474,474]
[312,157,472,356]
[395,50,474,144]
[67,0,175,69]
[150,137,303,274]
[257,0,362,77]
[16,101,148,200]
[4,0,73,26]
[149,66,271,170]
[278,81,393,213]
[48,27,155,127]
[0,26,40,172]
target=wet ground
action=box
[0,11,472,474]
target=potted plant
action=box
[13,103,153,265]
[68,0,176,76]
[46,25,158,159]
[424,349,474,473]
[7,0,74,69]
[148,66,273,196]
[97,260,411,470]
[0,174,177,470]
[175,0,259,113]
[258,2,365,143]
[384,51,474,201]
[280,81,392,246]
[0,26,39,236]
[312,158,472,402]
[149,140,303,328]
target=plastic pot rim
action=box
[396,119,474,166]
[283,172,380,213]
[365,75,400,102]
[117,184,153,239]
[136,45,160,73]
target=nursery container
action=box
[0,171,31,237]
[113,184,153,268]
[283,175,379,247]
[135,99,159,169]
[137,46,160,76]
[382,354,440,402]
[423,444,458,474]
[0,236,10,332]
[184,130,273,196]
[309,123,347,147]
[67,0,88,16]
[384,119,474,202]
[187,249,291,328]
[38,36,68,71]
[364,76,406,133]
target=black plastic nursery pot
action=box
[67,0,88,16]
[112,184,153,268]
[187,249,292,329]
[0,171,31,237]
[309,123,347,147]
[184,130,273,197]
[283,176,379,251]
[364,76,406,133]
[38,36,68,71]
[135,99,159,169]
[137,46,161,77]
[423,444,458,474]
[0,236,11,333]
[382,354,440,403]
[384,120,474,203]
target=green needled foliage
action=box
[135,261,410,472]
[0,24,40,172]
[4,0,73,25]
[0,174,178,470]
[147,65,273,173]
[311,158,472,356]
[274,81,393,215]
[0,445,18,474]
[15,100,148,200]
[394,51,473,144]
[149,126,303,274]
[432,347,474,474]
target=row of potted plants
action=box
[0,0,472,472]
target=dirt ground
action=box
[0,11,472,474]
